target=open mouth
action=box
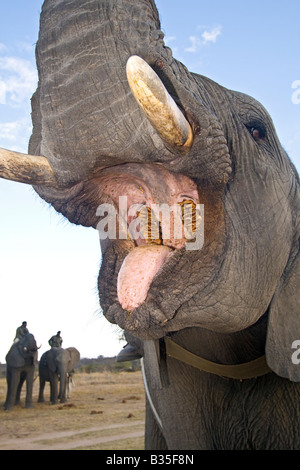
[117,197,201,311]
[96,162,202,316]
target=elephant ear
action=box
[67,347,80,365]
[266,246,300,382]
[6,344,25,368]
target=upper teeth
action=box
[128,201,201,244]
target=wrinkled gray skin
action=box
[4,334,38,410]
[16,0,300,449]
[38,347,80,404]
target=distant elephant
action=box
[1,0,300,449]
[38,347,80,404]
[4,334,38,411]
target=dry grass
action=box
[0,370,145,450]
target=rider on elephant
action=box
[48,331,63,348]
[14,321,29,342]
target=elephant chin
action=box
[105,299,173,339]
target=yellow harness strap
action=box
[165,336,271,380]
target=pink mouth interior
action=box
[97,164,199,312]
[117,245,172,311]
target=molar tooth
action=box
[137,206,161,243]
[180,200,201,239]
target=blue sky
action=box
[0,1,299,362]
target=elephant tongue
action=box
[117,245,172,311]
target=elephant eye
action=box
[246,123,266,141]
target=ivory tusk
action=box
[0,147,57,186]
[126,55,193,150]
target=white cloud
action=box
[0,118,33,153]
[0,80,5,104]
[0,118,29,140]
[185,25,222,52]
[0,56,37,106]
[185,36,201,53]
[202,26,222,44]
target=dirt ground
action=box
[0,370,145,450]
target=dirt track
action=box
[0,370,145,450]
[0,421,145,450]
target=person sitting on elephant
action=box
[14,321,29,342]
[48,331,63,348]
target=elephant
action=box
[38,347,80,404]
[0,0,300,449]
[4,333,38,410]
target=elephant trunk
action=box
[58,365,68,403]
[29,0,172,188]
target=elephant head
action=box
[1,0,299,382]
[46,347,80,373]
[6,334,38,368]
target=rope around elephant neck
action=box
[165,337,271,380]
[141,358,163,431]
